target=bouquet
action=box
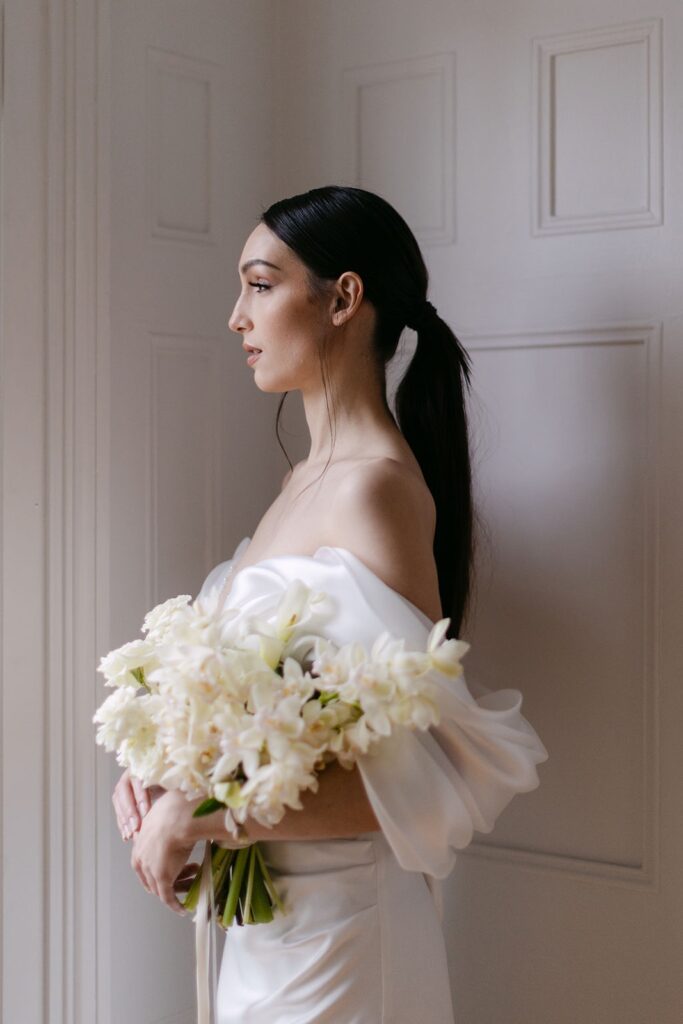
[93,574,470,929]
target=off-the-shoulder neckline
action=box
[223,542,438,629]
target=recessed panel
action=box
[343,53,455,244]
[358,73,443,232]
[553,41,648,218]
[532,19,662,234]
[463,328,658,875]
[147,47,218,243]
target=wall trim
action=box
[45,0,112,1020]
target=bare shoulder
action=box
[332,457,435,532]
[328,458,441,621]
[280,459,304,491]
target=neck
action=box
[300,352,398,464]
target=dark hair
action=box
[259,184,477,639]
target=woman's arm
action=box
[178,759,381,846]
[129,760,381,915]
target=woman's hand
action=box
[129,788,253,914]
[112,767,164,840]
[129,788,199,915]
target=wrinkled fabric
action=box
[196,537,549,1023]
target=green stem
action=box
[254,843,284,914]
[181,858,208,913]
[242,845,257,924]
[180,842,231,913]
[212,846,235,908]
[249,861,274,923]
[211,844,231,874]
[221,846,250,928]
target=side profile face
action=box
[229,222,332,393]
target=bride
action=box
[111,184,548,1022]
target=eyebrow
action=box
[239,258,282,274]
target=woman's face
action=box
[229,223,328,393]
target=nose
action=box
[228,309,249,334]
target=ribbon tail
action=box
[423,872,444,924]
[195,840,213,1024]
[209,844,219,1016]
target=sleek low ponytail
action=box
[261,184,476,639]
[394,306,474,638]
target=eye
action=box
[250,281,271,293]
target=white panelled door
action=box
[104,3,280,1023]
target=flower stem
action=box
[242,845,257,924]
[212,845,234,905]
[254,843,284,914]
[221,846,250,928]
[249,861,274,923]
[180,842,231,913]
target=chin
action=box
[251,371,287,394]
[251,365,301,394]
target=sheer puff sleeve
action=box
[356,672,549,880]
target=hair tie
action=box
[406,299,438,332]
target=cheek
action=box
[267,342,310,376]
[254,333,318,389]
[270,318,318,366]
[255,299,321,377]
[274,295,319,335]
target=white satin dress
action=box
[196,537,549,1024]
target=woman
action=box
[112,185,548,1022]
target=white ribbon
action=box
[194,840,219,1024]
[193,553,243,1022]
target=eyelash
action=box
[250,282,270,293]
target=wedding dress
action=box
[196,536,549,1024]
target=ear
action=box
[330,271,364,325]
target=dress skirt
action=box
[215,831,455,1024]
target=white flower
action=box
[426,619,470,675]
[333,715,376,762]
[280,657,317,702]
[311,636,363,684]
[141,595,193,641]
[93,686,139,749]
[238,689,308,765]
[213,779,249,811]
[93,690,164,788]
[235,747,320,826]
[97,638,158,688]
[301,697,356,747]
